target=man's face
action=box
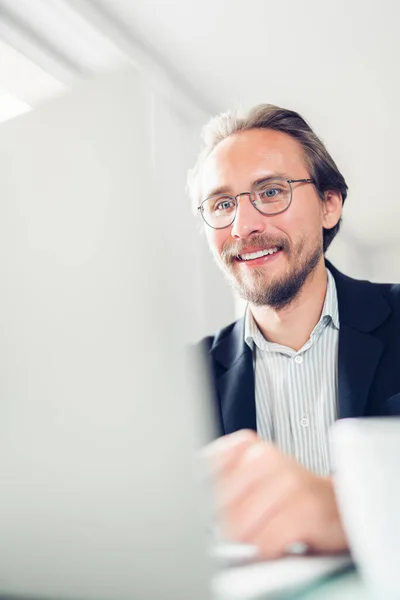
[200,128,340,309]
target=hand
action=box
[203,429,348,559]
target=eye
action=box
[254,180,289,204]
[209,196,236,213]
[215,199,235,211]
[260,187,280,199]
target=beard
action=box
[213,232,323,310]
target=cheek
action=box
[274,200,323,240]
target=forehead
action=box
[201,128,308,197]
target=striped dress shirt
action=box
[244,268,339,476]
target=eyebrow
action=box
[205,173,292,198]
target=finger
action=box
[217,441,280,511]
[247,492,312,560]
[220,467,300,542]
[201,429,258,476]
[244,479,346,558]
[218,442,300,512]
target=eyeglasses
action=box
[197,177,315,229]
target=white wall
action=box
[326,229,372,281]
[327,223,400,284]
[369,244,400,283]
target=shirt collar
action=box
[244,267,339,351]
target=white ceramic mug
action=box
[331,418,400,599]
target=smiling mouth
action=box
[237,246,281,261]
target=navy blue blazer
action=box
[201,262,400,437]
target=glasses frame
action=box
[197,177,315,230]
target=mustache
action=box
[220,235,291,263]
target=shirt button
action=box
[300,414,309,428]
[294,355,303,364]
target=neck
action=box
[249,259,328,352]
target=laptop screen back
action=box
[0,68,212,600]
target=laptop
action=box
[0,67,214,600]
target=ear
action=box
[322,190,343,230]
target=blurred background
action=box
[0,0,399,339]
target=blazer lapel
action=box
[329,262,390,418]
[211,318,257,435]
[338,324,383,417]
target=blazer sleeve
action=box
[381,392,400,416]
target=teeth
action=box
[240,247,279,261]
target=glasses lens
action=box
[252,179,291,214]
[201,195,236,228]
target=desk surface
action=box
[294,569,367,599]
[214,560,368,600]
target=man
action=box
[187,105,400,559]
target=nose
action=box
[230,193,267,239]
